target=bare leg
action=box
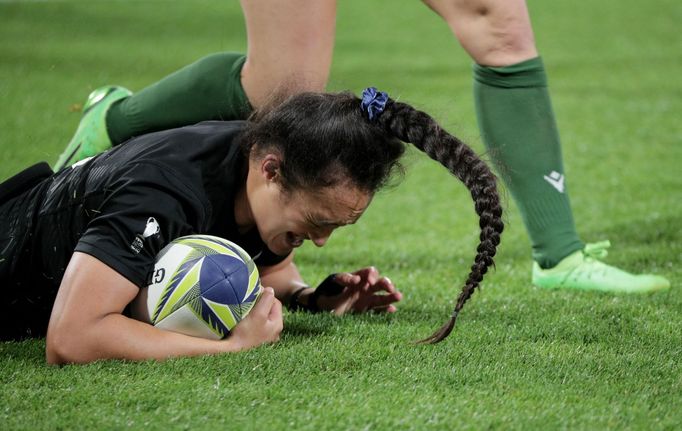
[419,0,669,293]
[424,0,584,269]
[240,0,337,108]
[64,0,338,156]
[422,0,537,66]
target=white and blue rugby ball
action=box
[133,235,262,340]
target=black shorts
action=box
[0,162,57,340]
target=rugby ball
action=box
[131,235,261,340]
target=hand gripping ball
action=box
[132,235,262,340]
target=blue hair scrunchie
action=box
[360,87,389,121]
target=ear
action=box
[259,154,282,183]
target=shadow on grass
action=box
[283,309,403,338]
[281,317,328,338]
[0,339,45,365]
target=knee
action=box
[425,0,538,66]
[474,20,538,66]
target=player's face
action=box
[256,182,372,256]
[246,155,372,256]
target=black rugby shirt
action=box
[3,120,287,307]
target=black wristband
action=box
[287,286,311,312]
[309,273,344,312]
[287,274,344,313]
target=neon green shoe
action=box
[533,241,671,293]
[54,86,131,171]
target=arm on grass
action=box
[46,252,283,365]
[258,252,308,305]
[259,254,402,314]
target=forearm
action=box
[259,255,309,304]
[47,252,273,365]
[264,271,310,305]
[258,255,341,310]
[260,267,333,311]
[47,313,241,364]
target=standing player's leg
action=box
[239,0,336,108]
[55,0,337,170]
[422,0,669,292]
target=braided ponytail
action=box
[376,98,504,343]
[242,89,503,342]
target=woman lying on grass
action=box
[0,88,503,364]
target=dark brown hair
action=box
[240,91,504,343]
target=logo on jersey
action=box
[130,217,161,253]
[543,170,565,193]
[142,217,160,238]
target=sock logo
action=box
[543,171,565,193]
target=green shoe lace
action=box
[54,86,131,171]
[532,240,671,293]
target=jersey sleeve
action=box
[74,164,205,287]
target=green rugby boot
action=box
[54,86,131,171]
[532,241,671,293]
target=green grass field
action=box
[1,0,681,429]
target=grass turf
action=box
[1,0,681,429]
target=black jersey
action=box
[0,121,287,339]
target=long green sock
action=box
[473,57,583,269]
[107,52,251,144]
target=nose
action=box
[310,230,332,247]
[311,235,329,247]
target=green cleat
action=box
[533,241,671,293]
[54,85,131,171]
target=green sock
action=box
[107,52,251,144]
[473,57,583,269]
